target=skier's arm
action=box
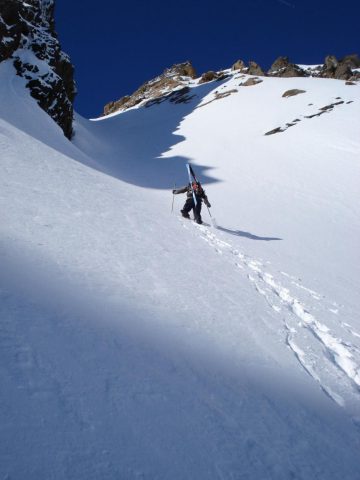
[172,186,188,194]
[202,192,211,208]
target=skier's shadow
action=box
[217,226,282,241]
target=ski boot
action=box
[181,210,190,219]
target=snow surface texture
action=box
[1,60,360,479]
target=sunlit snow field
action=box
[1,60,360,479]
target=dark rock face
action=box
[282,89,306,98]
[239,77,263,87]
[264,127,283,136]
[269,56,291,72]
[230,54,359,80]
[268,56,307,77]
[334,63,353,80]
[164,61,197,79]
[324,55,338,71]
[247,61,264,76]
[231,59,265,75]
[320,55,353,80]
[198,70,230,84]
[232,59,246,71]
[340,54,360,68]
[103,61,197,116]
[0,0,76,139]
[199,71,219,84]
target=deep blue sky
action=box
[55,0,360,118]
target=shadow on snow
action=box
[216,226,282,241]
[0,241,359,479]
[72,80,231,189]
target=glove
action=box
[172,189,176,194]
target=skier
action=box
[173,181,211,224]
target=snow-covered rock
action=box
[103,61,197,116]
[268,56,307,77]
[0,0,76,138]
[103,54,360,118]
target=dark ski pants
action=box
[182,198,202,223]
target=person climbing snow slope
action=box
[173,181,211,224]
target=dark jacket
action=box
[173,183,211,207]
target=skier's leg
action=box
[194,201,202,224]
[181,198,193,218]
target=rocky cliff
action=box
[0,0,76,138]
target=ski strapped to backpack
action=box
[186,163,197,206]
[187,163,215,224]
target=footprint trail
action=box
[183,220,360,418]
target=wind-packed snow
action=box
[1,59,360,479]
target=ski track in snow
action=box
[180,219,360,417]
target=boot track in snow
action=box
[179,217,360,420]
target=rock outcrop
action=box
[103,52,359,117]
[282,89,306,98]
[198,70,229,84]
[247,61,264,76]
[104,61,196,116]
[239,77,263,87]
[340,54,360,69]
[0,0,76,139]
[320,55,353,80]
[266,55,359,80]
[232,59,246,71]
[199,71,219,84]
[231,59,265,76]
[268,56,307,77]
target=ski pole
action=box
[206,203,217,227]
[171,183,176,213]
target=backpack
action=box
[192,182,204,196]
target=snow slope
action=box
[1,59,360,479]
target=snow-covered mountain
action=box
[102,55,360,117]
[1,6,360,478]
